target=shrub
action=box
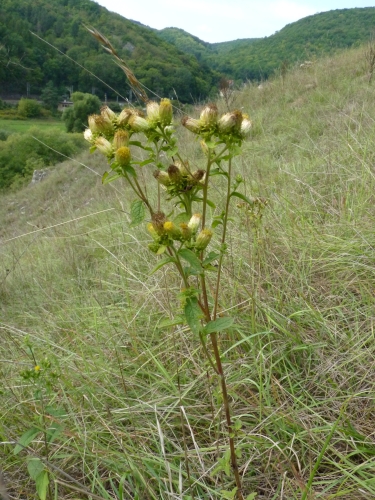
[63,92,101,132]
[18,98,43,118]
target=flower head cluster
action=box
[147,212,213,254]
[153,161,205,198]
[182,105,252,142]
[84,100,174,172]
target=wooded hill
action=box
[0,0,219,103]
[157,8,375,81]
[1,2,375,103]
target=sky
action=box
[95,0,375,43]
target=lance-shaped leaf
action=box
[202,316,234,335]
[130,200,145,226]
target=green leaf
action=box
[27,458,44,481]
[14,427,40,455]
[203,317,234,335]
[206,198,216,209]
[102,171,122,185]
[203,251,220,265]
[157,315,185,328]
[35,470,49,500]
[210,168,228,178]
[123,164,137,177]
[133,158,154,167]
[129,140,144,148]
[230,191,254,206]
[46,423,64,443]
[246,494,257,500]
[205,139,220,149]
[166,146,178,157]
[150,256,176,275]
[184,297,203,335]
[220,488,237,499]
[156,245,167,255]
[173,213,190,225]
[130,200,145,227]
[178,249,202,272]
[212,219,223,229]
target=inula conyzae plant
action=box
[84,29,255,500]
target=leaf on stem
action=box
[130,200,145,226]
[184,297,203,335]
[14,427,41,455]
[203,316,234,335]
[178,248,203,272]
[230,191,254,206]
[27,458,45,481]
[150,256,176,274]
[157,315,185,328]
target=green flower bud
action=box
[153,170,171,186]
[129,114,150,132]
[113,130,129,150]
[195,228,213,251]
[180,223,192,241]
[146,101,160,124]
[148,242,162,253]
[191,169,206,184]
[200,140,209,156]
[240,118,252,136]
[88,114,111,134]
[200,103,218,128]
[182,116,201,134]
[159,98,173,126]
[117,108,133,127]
[101,105,116,123]
[168,164,182,183]
[147,222,159,241]
[218,110,243,133]
[188,213,201,233]
[95,136,113,156]
[163,221,181,240]
[175,160,190,176]
[115,146,131,166]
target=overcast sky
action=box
[95,0,375,43]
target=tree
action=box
[63,92,101,132]
[40,81,60,112]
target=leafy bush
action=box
[18,98,43,118]
[0,128,85,189]
[63,92,101,132]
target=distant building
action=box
[58,100,74,112]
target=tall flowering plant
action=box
[85,28,255,500]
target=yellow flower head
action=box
[159,98,173,126]
[115,146,131,166]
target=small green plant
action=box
[83,28,258,499]
[13,338,63,500]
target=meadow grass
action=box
[1,46,375,499]
[0,117,65,135]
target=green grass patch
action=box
[0,117,65,135]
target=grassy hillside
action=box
[1,44,375,498]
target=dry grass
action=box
[1,45,375,499]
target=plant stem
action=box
[209,332,244,499]
[213,156,232,321]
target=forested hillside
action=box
[0,0,219,103]
[1,3,375,103]
[158,8,375,81]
